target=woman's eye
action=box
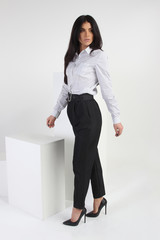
[80,28,93,32]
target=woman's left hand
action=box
[113,123,124,137]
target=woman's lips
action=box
[84,39,90,41]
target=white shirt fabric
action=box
[51,46,121,124]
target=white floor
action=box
[0,157,160,240]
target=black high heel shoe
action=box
[63,207,87,226]
[86,197,107,217]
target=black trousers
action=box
[67,93,106,209]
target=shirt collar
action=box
[75,45,92,56]
[84,45,92,54]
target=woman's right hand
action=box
[46,115,56,128]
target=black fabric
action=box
[67,94,106,209]
[67,93,94,102]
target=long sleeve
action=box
[51,82,69,118]
[95,51,121,124]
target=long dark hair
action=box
[64,15,103,84]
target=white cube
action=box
[0,159,8,197]
[5,134,65,220]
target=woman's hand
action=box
[46,115,56,128]
[113,123,124,137]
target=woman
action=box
[46,15,123,226]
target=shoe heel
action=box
[105,202,107,215]
[84,214,86,223]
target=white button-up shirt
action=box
[51,46,121,124]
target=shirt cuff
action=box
[51,110,60,119]
[112,117,121,124]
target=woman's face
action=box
[79,21,93,50]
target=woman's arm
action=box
[51,82,69,118]
[95,50,121,125]
[46,82,69,128]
